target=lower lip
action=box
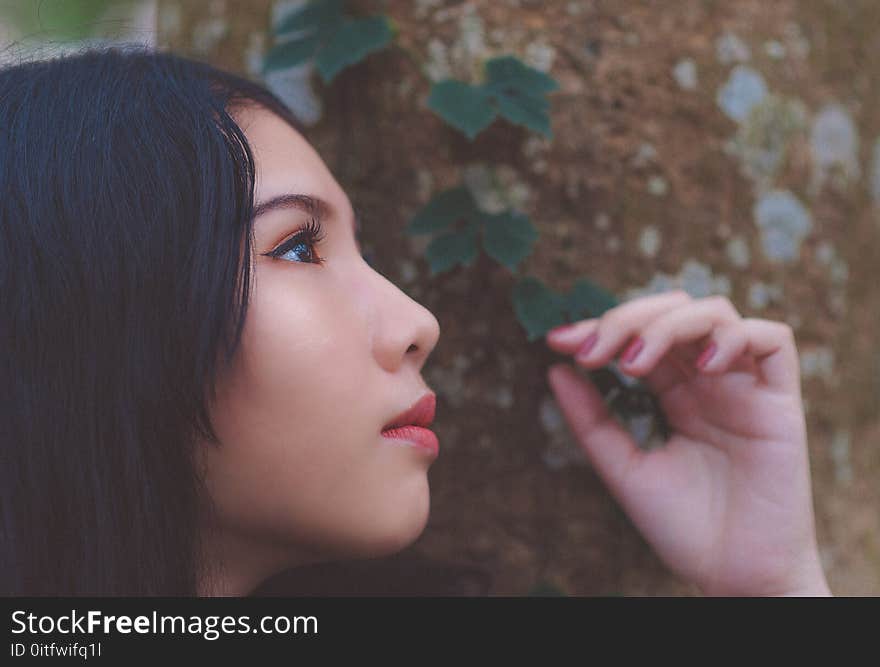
[381,425,439,457]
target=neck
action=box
[196,524,324,597]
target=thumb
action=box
[546,363,643,496]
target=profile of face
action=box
[196,104,441,594]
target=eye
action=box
[263,217,327,265]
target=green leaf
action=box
[262,32,323,73]
[511,276,619,341]
[425,227,479,275]
[511,277,568,342]
[274,0,344,36]
[264,3,393,80]
[315,15,393,82]
[485,56,560,95]
[427,80,497,140]
[481,210,539,271]
[425,55,559,140]
[407,187,479,235]
[565,278,620,320]
[484,56,558,138]
[492,89,553,138]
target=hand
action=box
[544,290,830,596]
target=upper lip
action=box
[382,392,436,431]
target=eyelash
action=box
[263,217,327,265]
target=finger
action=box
[544,317,599,352]
[547,289,697,396]
[547,289,695,387]
[544,289,692,356]
[616,296,742,384]
[650,306,757,385]
[546,362,645,497]
[739,318,802,396]
[690,320,752,375]
[618,304,800,396]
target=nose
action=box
[365,260,440,374]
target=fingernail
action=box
[620,336,644,364]
[574,331,599,359]
[696,342,717,369]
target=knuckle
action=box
[776,320,795,340]
[744,317,795,340]
[704,294,738,316]
[600,307,627,332]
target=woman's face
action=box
[197,104,441,591]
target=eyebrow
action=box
[252,192,361,235]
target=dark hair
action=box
[0,44,308,595]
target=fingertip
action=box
[544,331,570,349]
[545,322,594,348]
[546,322,577,337]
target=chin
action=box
[351,480,432,559]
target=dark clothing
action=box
[249,549,492,597]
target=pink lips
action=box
[381,425,439,457]
[381,393,438,457]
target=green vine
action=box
[261,0,620,343]
[427,55,559,139]
[262,0,395,82]
[406,186,539,275]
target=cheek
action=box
[200,268,430,556]
[244,278,362,435]
[207,274,364,503]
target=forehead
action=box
[231,103,340,202]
